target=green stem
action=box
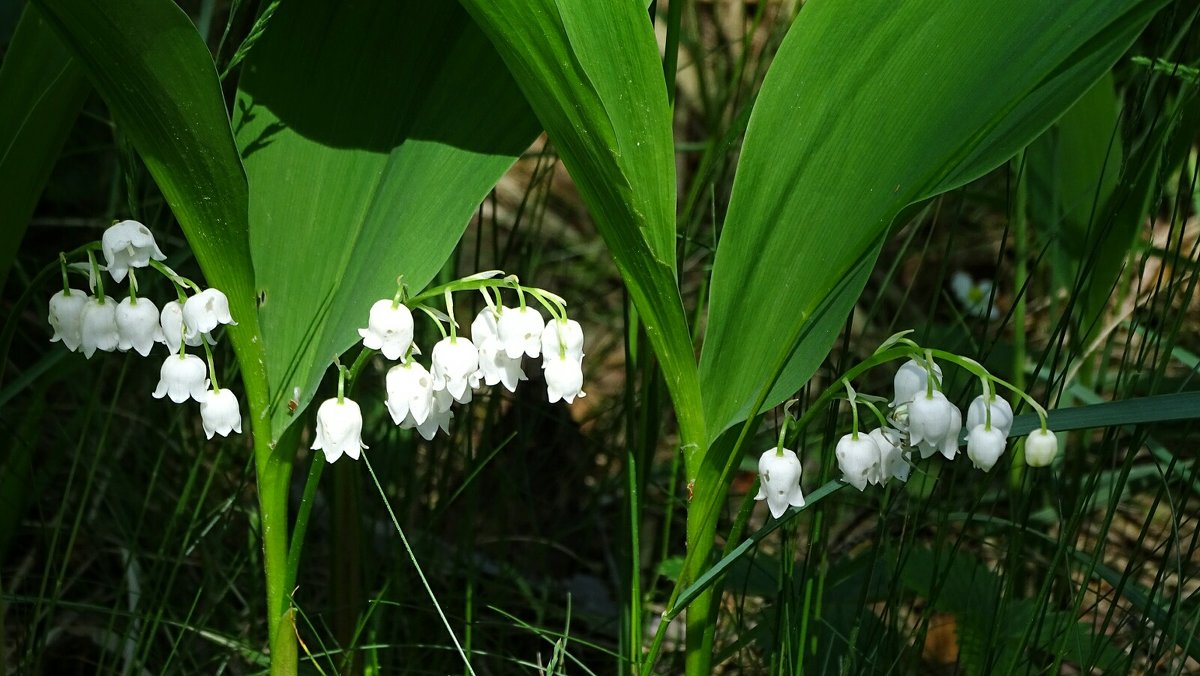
[255,424,297,675]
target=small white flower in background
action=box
[312,397,367,463]
[182,288,236,337]
[835,432,882,491]
[198,388,242,439]
[472,309,525,392]
[358,299,414,361]
[116,297,165,356]
[80,295,120,358]
[966,394,1013,438]
[48,289,88,352]
[160,300,208,353]
[936,405,963,460]
[497,306,545,359]
[950,270,999,320]
[101,219,166,283]
[869,427,911,483]
[431,336,481,403]
[892,358,942,407]
[966,424,1007,471]
[541,318,585,362]
[543,352,585,404]
[400,388,453,441]
[385,360,435,427]
[908,390,954,458]
[152,353,209,403]
[755,447,806,518]
[1024,429,1059,467]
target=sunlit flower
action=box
[966,394,1013,438]
[908,390,954,457]
[543,352,585,404]
[182,288,236,337]
[199,388,242,439]
[358,299,414,360]
[80,295,120,358]
[892,358,942,407]
[160,300,208,353]
[755,447,806,518]
[966,424,1006,471]
[497,306,545,359]
[835,432,881,491]
[312,397,367,463]
[869,427,911,483]
[385,360,435,427]
[400,388,453,440]
[48,289,88,352]
[101,219,166,283]
[152,353,209,403]
[472,309,525,391]
[431,336,481,403]
[1024,429,1058,467]
[950,271,999,320]
[540,318,585,362]
[116,297,165,356]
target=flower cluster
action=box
[47,220,242,439]
[311,277,586,463]
[755,343,1059,520]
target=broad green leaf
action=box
[459,0,707,452]
[0,6,88,293]
[233,0,540,439]
[699,0,1168,440]
[32,0,267,411]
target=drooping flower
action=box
[385,360,435,427]
[936,405,963,460]
[966,394,1013,438]
[199,388,242,439]
[182,288,236,338]
[160,300,208,353]
[80,295,120,359]
[543,352,585,404]
[116,296,165,356]
[835,432,882,491]
[755,447,806,518]
[151,353,209,403]
[908,390,954,457]
[472,309,525,391]
[400,388,453,441]
[966,424,1007,471]
[497,306,545,359]
[869,427,911,483]
[892,358,943,407]
[48,289,88,352]
[430,336,481,403]
[101,220,166,283]
[358,299,414,361]
[312,397,367,463]
[1024,429,1059,467]
[540,318,585,362]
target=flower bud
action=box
[543,352,585,404]
[966,394,1013,438]
[101,220,166,283]
[312,397,367,463]
[892,358,942,407]
[80,295,120,358]
[116,296,165,356]
[966,424,1006,471]
[1024,429,1058,467]
[755,447,805,518]
[540,318,585,362]
[908,390,953,452]
[48,289,88,352]
[835,433,882,491]
[358,299,414,360]
[152,353,209,403]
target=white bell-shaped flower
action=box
[400,388,453,440]
[472,309,525,392]
[116,297,165,356]
[1024,429,1059,467]
[358,299,414,360]
[754,447,806,518]
[182,288,236,337]
[869,427,911,483]
[936,405,963,460]
[497,306,545,359]
[80,295,120,358]
[835,432,881,491]
[152,353,209,403]
[48,289,88,351]
[101,220,166,283]
[966,394,1013,438]
[543,352,585,404]
[385,360,435,426]
[199,388,242,439]
[540,318,585,362]
[160,300,208,353]
[892,358,942,407]
[908,390,953,454]
[431,336,481,403]
[312,397,367,463]
[966,424,1007,471]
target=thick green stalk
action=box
[253,423,297,675]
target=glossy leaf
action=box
[232,0,540,439]
[699,0,1168,440]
